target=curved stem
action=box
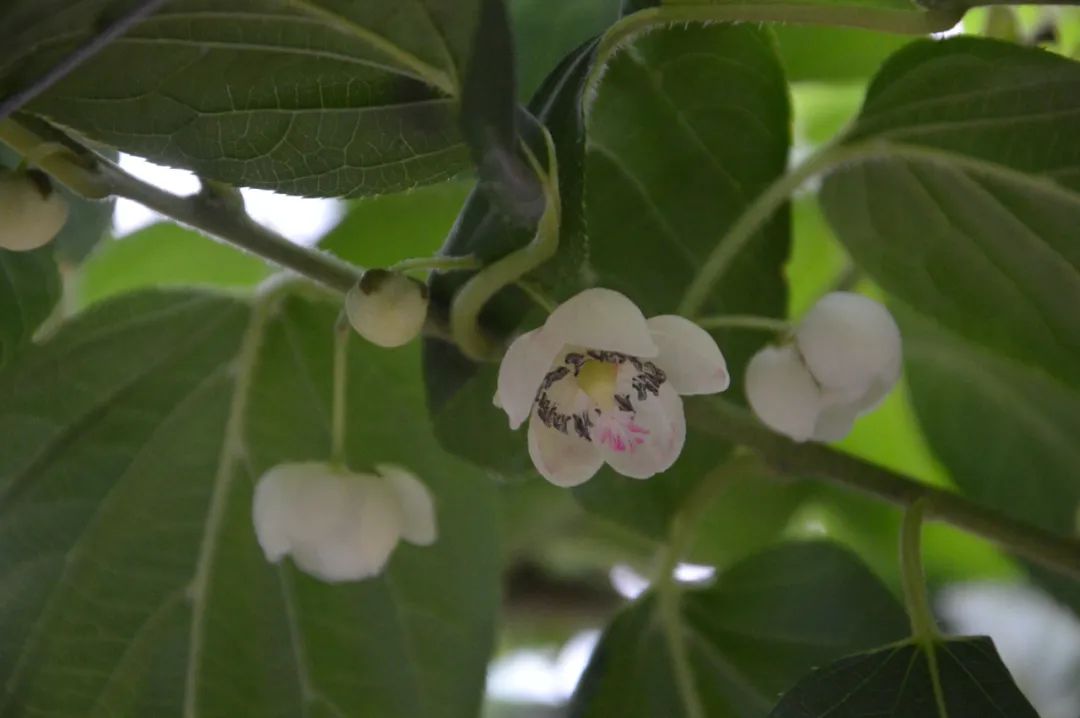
[695,314,791,334]
[900,501,940,642]
[515,279,557,313]
[330,313,350,467]
[390,255,481,273]
[584,4,962,114]
[687,398,1080,581]
[451,127,561,359]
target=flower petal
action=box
[646,315,729,395]
[812,401,859,442]
[745,345,823,442]
[796,292,901,394]
[378,464,437,546]
[598,379,685,480]
[291,475,403,583]
[527,416,604,488]
[495,328,562,430]
[544,288,658,357]
[252,462,345,563]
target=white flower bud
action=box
[345,269,429,348]
[0,169,68,252]
[795,292,901,396]
[745,292,902,443]
[252,462,404,583]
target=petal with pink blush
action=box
[646,315,729,395]
[544,288,658,358]
[599,381,685,480]
[495,328,562,430]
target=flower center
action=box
[576,359,618,411]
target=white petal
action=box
[292,475,403,583]
[495,328,562,430]
[646,315,729,395]
[811,401,859,442]
[544,288,658,357]
[745,345,823,442]
[796,292,902,394]
[527,413,604,487]
[252,462,344,563]
[598,380,685,480]
[378,464,437,546]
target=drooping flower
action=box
[252,462,436,582]
[345,269,429,348]
[494,288,729,486]
[0,168,68,252]
[745,292,901,442]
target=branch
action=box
[687,397,1080,582]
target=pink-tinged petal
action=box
[599,382,685,480]
[495,328,563,430]
[744,345,822,442]
[646,315,729,395]
[528,413,604,487]
[544,288,658,357]
[378,464,437,546]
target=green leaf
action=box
[0,288,498,717]
[570,541,909,718]
[77,222,272,308]
[574,23,790,533]
[5,0,479,197]
[774,25,911,82]
[769,636,1039,718]
[0,247,60,368]
[817,37,1080,610]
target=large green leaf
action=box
[3,0,480,197]
[510,0,620,97]
[818,37,1080,609]
[0,248,60,368]
[570,541,909,718]
[769,637,1038,717]
[77,222,271,308]
[574,23,790,534]
[0,288,498,717]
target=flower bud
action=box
[345,269,429,348]
[745,292,902,443]
[0,168,69,252]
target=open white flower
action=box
[494,288,729,486]
[252,462,436,583]
[746,292,901,442]
[0,168,68,252]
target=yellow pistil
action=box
[576,359,618,412]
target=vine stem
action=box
[900,501,939,642]
[694,314,791,334]
[687,398,1080,582]
[330,312,350,467]
[583,3,962,114]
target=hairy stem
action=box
[0,0,171,122]
[900,501,940,642]
[688,398,1080,581]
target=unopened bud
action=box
[345,269,429,348]
[0,169,69,252]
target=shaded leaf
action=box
[0,247,60,368]
[0,288,498,717]
[570,542,909,718]
[769,636,1039,718]
[5,0,480,197]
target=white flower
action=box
[252,462,436,583]
[494,288,729,487]
[345,269,429,348]
[0,168,68,252]
[745,292,901,442]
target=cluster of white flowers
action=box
[0,168,68,252]
[252,462,436,583]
